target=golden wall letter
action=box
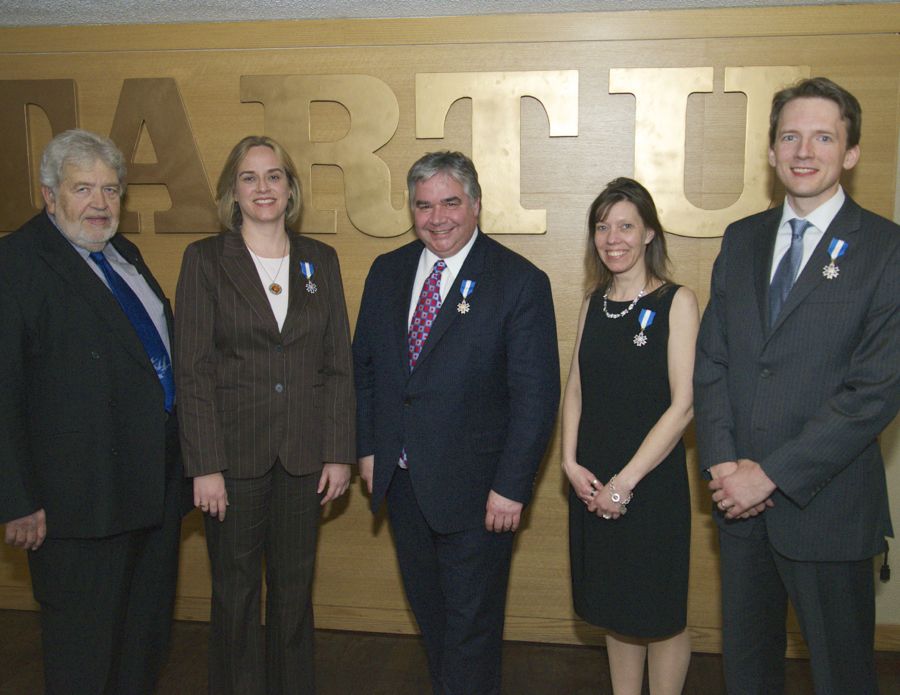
[416,71,578,234]
[0,80,77,231]
[610,66,808,237]
[242,74,410,237]
[109,78,217,235]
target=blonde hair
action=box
[216,135,302,232]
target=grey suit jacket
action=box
[694,196,899,561]
[175,230,355,479]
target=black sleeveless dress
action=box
[569,284,690,638]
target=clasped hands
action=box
[563,461,630,520]
[709,458,776,519]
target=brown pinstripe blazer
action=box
[175,230,355,479]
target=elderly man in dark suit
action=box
[0,129,188,694]
[353,151,560,695]
[695,78,899,694]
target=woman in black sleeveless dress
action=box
[562,178,699,695]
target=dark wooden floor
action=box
[1,609,898,694]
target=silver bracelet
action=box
[607,475,633,514]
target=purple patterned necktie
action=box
[408,259,446,369]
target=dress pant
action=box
[719,520,877,695]
[386,467,514,695]
[28,469,183,695]
[205,463,320,695]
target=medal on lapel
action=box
[822,238,847,280]
[299,261,317,294]
[457,279,476,314]
[633,308,655,347]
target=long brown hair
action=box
[584,177,672,295]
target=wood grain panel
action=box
[1,5,898,655]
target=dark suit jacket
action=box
[694,196,899,561]
[0,211,182,538]
[353,233,560,534]
[175,230,355,479]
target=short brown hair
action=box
[216,135,302,232]
[584,177,672,295]
[769,77,862,148]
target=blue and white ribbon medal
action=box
[300,261,317,293]
[633,308,655,347]
[822,238,847,280]
[457,279,476,314]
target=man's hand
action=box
[710,458,776,519]
[318,463,351,505]
[4,509,46,551]
[194,472,228,521]
[485,490,523,533]
[358,455,374,495]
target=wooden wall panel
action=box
[1,4,898,655]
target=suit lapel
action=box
[413,233,488,371]
[769,198,862,335]
[219,230,281,335]
[396,242,423,373]
[33,217,152,371]
[753,208,780,337]
[281,234,310,338]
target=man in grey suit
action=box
[695,77,899,694]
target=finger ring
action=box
[602,513,611,519]
[591,479,599,487]
[589,490,596,497]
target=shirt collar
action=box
[779,186,846,233]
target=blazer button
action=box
[275,345,284,353]
[91,351,101,360]
[403,397,411,406]
[275,383,284,393]
[760,368,772,378]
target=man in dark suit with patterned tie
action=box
[353,151,560,695]
[695,78,899,694]
[0,129,188,694]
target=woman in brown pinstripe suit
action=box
[175,135,356,694]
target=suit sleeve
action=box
[175,242,225,477]
[318,246,356,464]
[694,230,739,470]
[352,263,379,459]
[0,274,38,522]
[492,268,560,506]
[763,238,900,507]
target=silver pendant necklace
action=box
[602,285,646,319]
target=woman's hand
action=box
[562,460,600,507]
[587,478,634,520]
[318,463,351,505]
[194,472,228,521]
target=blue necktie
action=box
[769,218,810,328]
[89,251,175,412]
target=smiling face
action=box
[42,159,121,252]
[233,145,291,229]
[768,96,860,217]
[593,199,655,279]
[412,172,480,259]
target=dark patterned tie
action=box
[408,260,446,369]
[89,251,175,412]
[769,218,810,328]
